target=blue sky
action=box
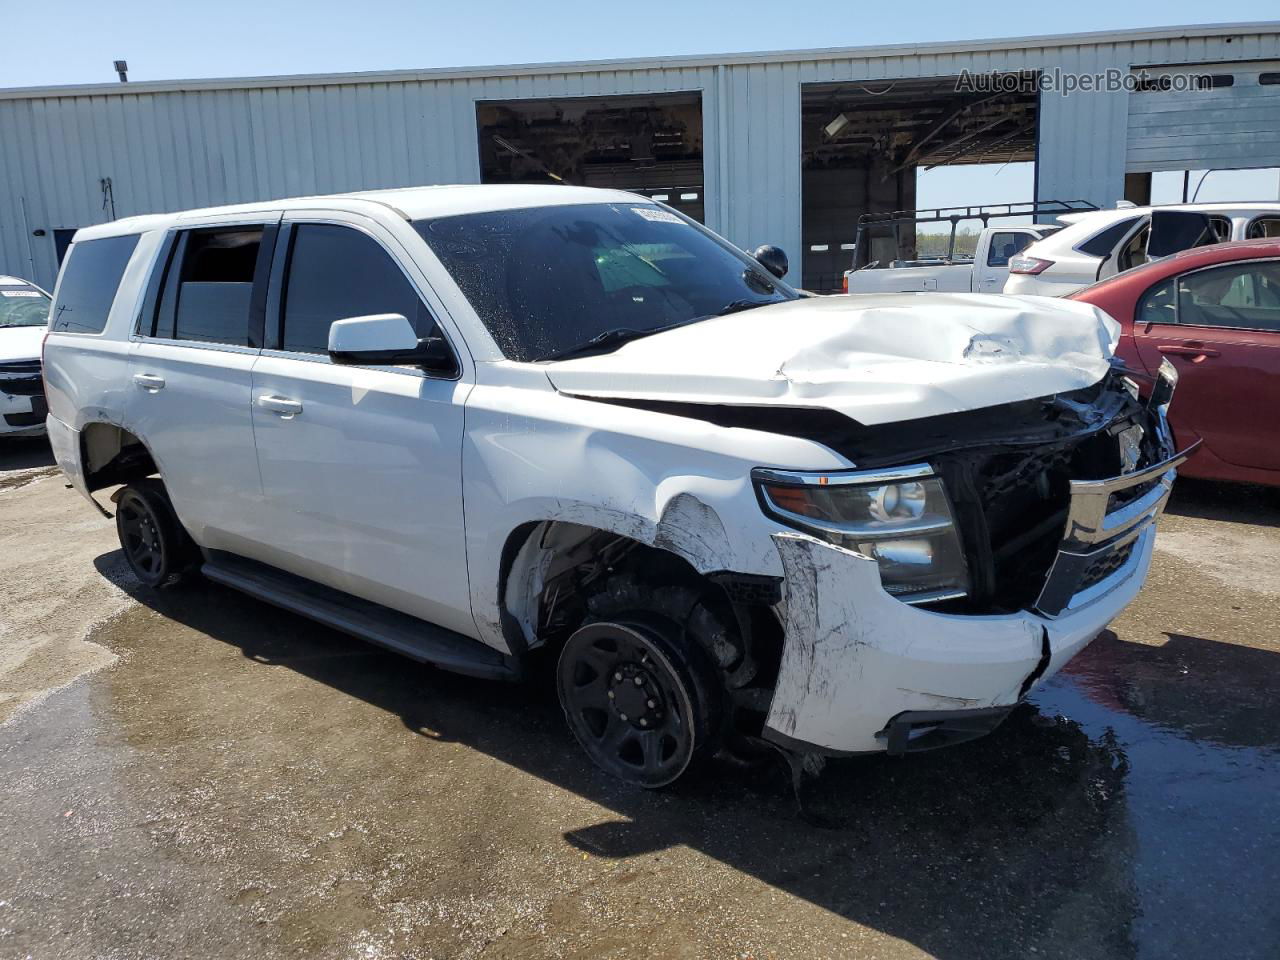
[1,1,1275,89]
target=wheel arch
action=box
[79,421,161,494]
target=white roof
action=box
[71,184,646,242]
[1060,202,1280,226]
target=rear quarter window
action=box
[50,234,140,334]
[1075,217,1142,258]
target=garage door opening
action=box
[801,74,1039,292]
[476,93,705,222]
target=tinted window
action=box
[50,234,140,334]
[416,203,797,362]
[986,232,1034,267]
[281,224,434,354]
[1077,217,1142,257]
[157,227,262,346]
[0,283,51,329]
[1137,279,1176,326]
[1176,262,1280,332]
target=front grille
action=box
[0,359,40,374]
[1,374,43,396]
[0,360,43,398]
[936,426,1124,612]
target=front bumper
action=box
[1,390,46,436]
[762,445,1192,756]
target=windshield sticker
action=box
[632,207,683,224]
[0,290,41,297]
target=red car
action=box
[1071,238,1280,487]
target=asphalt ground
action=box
[1,436,1278,960]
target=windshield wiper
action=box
[536,320,694,362]
[717,298,775,316]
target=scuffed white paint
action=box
[546,293,1119,426]
[765,528,1156,754]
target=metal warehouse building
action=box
[2,21,1278,293]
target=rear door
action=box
[1132,258,1280,470]
[974,229,1040,292]
[127,214,280,552]
[248,211,475,636]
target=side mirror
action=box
[1147,210,1216,259]
[752,244,789,280]
[328,313,458,375]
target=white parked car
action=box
[1005,202,1280,297]
[0,275,52,438]
[44,185,1190,787]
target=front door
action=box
[975,229,1038,292]
[1132,258,1280,471]
[249,213,476,637]
[127,216,279,552]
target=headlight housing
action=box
[753,463,969,603]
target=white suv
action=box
[1,275,52,437]
[1005,203,1280,297]
[43,185,1190,787]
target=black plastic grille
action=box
[1079,540,1136,591]
[1,374,43,397]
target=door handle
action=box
[1158,345,1221,359]
[132,373,165,391]
[257,395,303,418]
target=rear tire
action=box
[557,616,723,789]
[115,480,198,588]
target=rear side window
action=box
[280,224,434,354]
[1076,217,1142,258]
[156,227,263,346]
[986,232,1035,267]
[50,234,140,334]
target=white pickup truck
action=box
[844,224,1054,294]
[842,201,1097,295]
[43,185,1190,788]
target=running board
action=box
[201,552,518,681]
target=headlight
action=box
[753,463,969,603]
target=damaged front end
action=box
[756,361,1195,756]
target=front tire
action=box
[556,618,723,789]
[115,480,197,588]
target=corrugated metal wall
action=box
[1126,62,1280,173]
[1,29,1276,289]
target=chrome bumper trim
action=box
[1034,442,1199,618]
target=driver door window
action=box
[280,224,436,354]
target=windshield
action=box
[415,202,797,361]
[0,283,51,328]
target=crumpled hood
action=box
[0,325,46,364]
[545,293,1120,425]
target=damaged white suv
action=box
[44,185,1190,787]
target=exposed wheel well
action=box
[81,423,159,493]
[500,521,786,744]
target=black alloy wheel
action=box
[556,619,719,788]
[115,481,196,588]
